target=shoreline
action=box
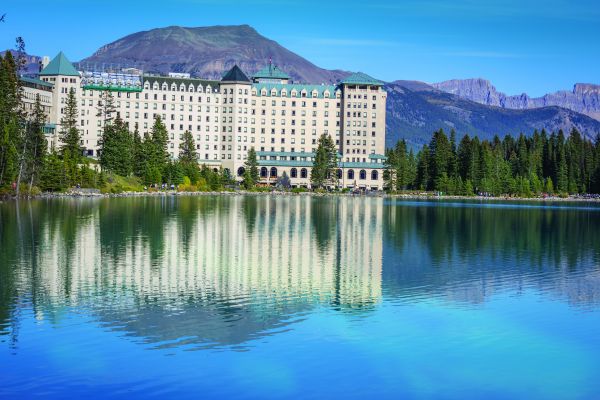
[2,190,600,203]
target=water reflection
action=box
[1,197,599,351]
[382,199,600,306]
[0,196,383,349]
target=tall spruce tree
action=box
[26,96,47,193]
[311,134,337,189]
[59,87,82,161]
[178,130,199,183]
[243,147,259,188]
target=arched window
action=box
[359,170,367,180]
[237,167,245,177]
[290,168,297,178]
[347,169,355,180]
[300,168,308,178]
[260,167,268,178]
[270,167,278,178]
[337,169,342,179]
[213,168,219,173]
[371,170,379,180]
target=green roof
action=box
[254,63,290,80]
[221,65,251,83]
[20,76,54,89]
[82,84,142,93]
[340,72,384,86]
[252,83,338,99]
[39,52,80,77]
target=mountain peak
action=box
[574,83,600,95]
[80,25,348,83]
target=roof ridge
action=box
[221,65,251,83]
[39,52,80,77]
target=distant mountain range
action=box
[432,78,600,122]
[9,24,600,146]
[384,81,600,147]
[0,50,43,75]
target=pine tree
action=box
[311,134,337,189]
[416,145,430,190]
[99,117,133,176]
[150,116,170,181]
[179,130,197,164]
[383,147,398,191]
[26,96,47,193]
[244,147,259,188]
[60,87,82,161]
[178,131,199,183]
[39,150,66,192]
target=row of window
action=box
[237,167,379,181]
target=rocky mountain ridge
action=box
[385,80,600,147]
[432,79,600,121]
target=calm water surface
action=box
[1,196,600,399]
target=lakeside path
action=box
[2,190,600,203]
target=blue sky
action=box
[1,0,598,96]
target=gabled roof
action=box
[39,52,80,77]
[254,63,290,80]
[142,75,220,90]
[221,65,250,83]
[340,72,383,86]
[252,83,338,99]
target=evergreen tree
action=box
[311,134,337,189]
[416,145,430,190]
[150,116,170,180]
[178,130,200,183]
[99,117,133,176]
[26,96,47,193]
[39,150,67,192]
[244,147,260,187]
[383,146,398,191]
[179,130,197,164]
[59,87,82,161]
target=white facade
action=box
[37,53,388,189]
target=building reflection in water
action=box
[0,196,383,349]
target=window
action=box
[359,170,367,180]
[371,170,379,180]
[290,168,297,178]
[300,168,308,178]
[348,170,355,180]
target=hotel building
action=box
[24,52,388,189]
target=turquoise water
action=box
[1,196,599,399]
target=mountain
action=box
[79,25,348,84]
[432,78,600,121]
[1,49,43,75]
[385,81,600,147]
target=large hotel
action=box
[21,52,388,189]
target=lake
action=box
[1,196,600,399]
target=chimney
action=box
[41,56,50,70]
